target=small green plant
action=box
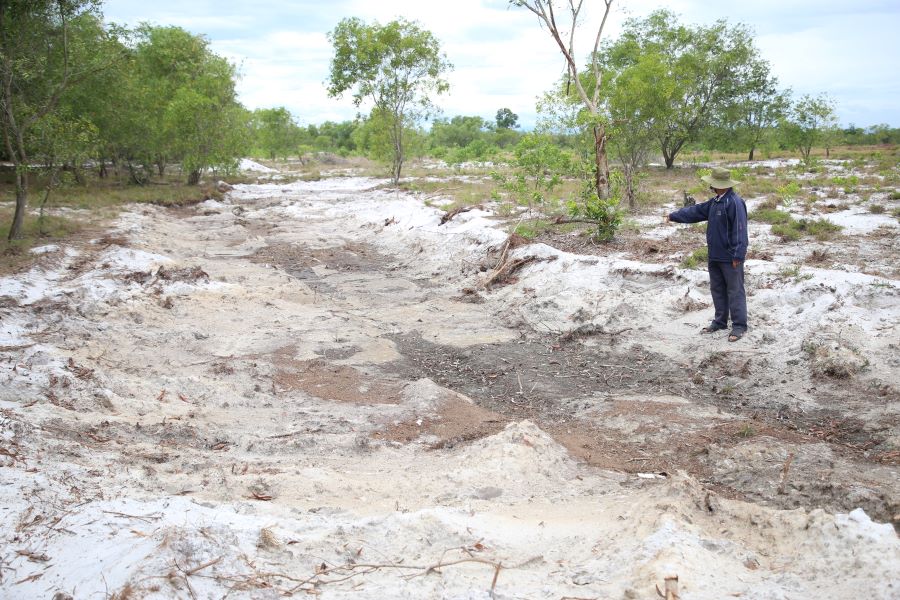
[888,191,900,200]
[736,424,756,438]
[869,204,885,214]
[567,170,625,242]
[777,181,801,207]
[680,246,709,268]
[830,174,859,193]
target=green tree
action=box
[601,10,758,168]
[430,115,488,149]
[727,58,790,161]
[602,53,659,209]
[327,17,451,183]
[252,107,299,160]
[495,108,518,129]
[784,93,838,163]
[511,0,614,198]
[0,0,105,240]
[130,25,245,184]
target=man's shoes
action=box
[700,325,727,334]
[728,329,745,342]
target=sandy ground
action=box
[1,171,898,599]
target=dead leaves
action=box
[65,358,94,380]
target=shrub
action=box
[777,181,801,207]
[771,222,802,241]
[869,204,885,214]
[888,190,900,200]
[751,208,793,224]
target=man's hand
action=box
[732,259,742,268]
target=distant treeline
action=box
[2,2,897,241]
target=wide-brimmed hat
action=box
[701,167,739,189]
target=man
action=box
[666,167,749,342]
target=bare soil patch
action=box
[271,347,402,404]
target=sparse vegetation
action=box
[680,246,709,269]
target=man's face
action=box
[712,187,729,195]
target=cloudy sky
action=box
[102,0,900,129]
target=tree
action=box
[600,10,757,168]
[784,93,838,163]
[327,17,451,183]
[495,108,519,129]
[430,115,488,149]
[129,25,245,184]
[511,0,614,198]
[0,0,104,240]
[252,107,299,160]
[727,59,790,161]
[602,54,659,209]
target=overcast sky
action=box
[102,0,900,129]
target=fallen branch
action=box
[101,511,163,523]
[440,203,481,225]
[558,325,632,342]
[481,256,541,289]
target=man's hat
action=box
[701,167,739,189]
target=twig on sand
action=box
[778,452,795,495]
[558,324,631,342]
[101,511,163,523]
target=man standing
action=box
[666,167,749,342]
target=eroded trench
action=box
[248,235,899,526]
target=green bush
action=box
[888,190,900,200]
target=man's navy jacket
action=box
[668,190,749,262]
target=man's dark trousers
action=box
[708,261,747,332]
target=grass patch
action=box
[0,208,84,271]
[869,204,885,214]
[512,219,554,239]
[680,246,708,269]
[888,191,900,200]
[750,208,793,224]
[772,217,842,241]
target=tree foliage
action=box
[495,108,518,129]
[599,10,760,168]
[327,17,451,183]
[511,0,614,199]
[0,0,105,239]
[783,93,838,163]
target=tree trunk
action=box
[391,120,403,185]
[99,162,108,178]
[7,168,28,240]
[748,147,755,161]
[663,152,675,169]
[592,125,609,199]
[187,169,201,185]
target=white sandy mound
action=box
[239,158,278,173]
